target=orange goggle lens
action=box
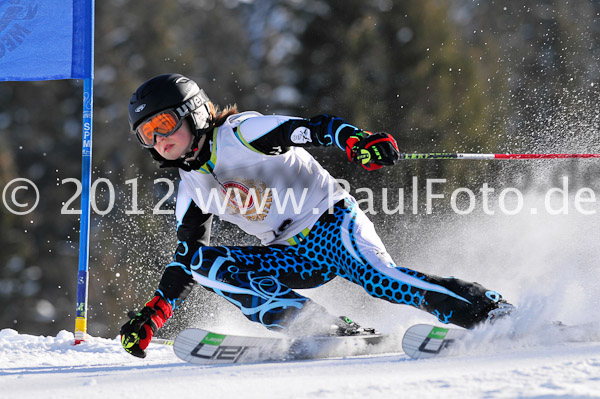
[136,111,182,147]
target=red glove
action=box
[120,295,173,358]
[346,131,399,171]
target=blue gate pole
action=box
[75,77,93,344]
[74,0,95,345]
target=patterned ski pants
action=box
[190,198,503,330]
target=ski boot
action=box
[420,276,515,329]
[486,300,515,324]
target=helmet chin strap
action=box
[177,127,212,170]
[183,133,204,160]
[182,106,212,159]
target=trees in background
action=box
[1,0,597,336]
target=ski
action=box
[401,322,600,360]
[401,324,467,360]
[173,328,386,365]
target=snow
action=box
[2,323,600,399]
[4,162,600,398]
[4,191,600,398]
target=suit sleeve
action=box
[155,181,212,310]
[235,114,367,155]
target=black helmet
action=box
[129,74,211,164]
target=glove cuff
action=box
[145,295,173,330]
[345,136,360,162]
[344,130,375,161]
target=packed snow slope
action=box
[2,319,600,399]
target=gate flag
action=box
[0,0,93,81]
[0,0,95,344]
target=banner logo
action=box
[0,0,38,59]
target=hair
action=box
[207,102,239,128]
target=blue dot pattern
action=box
[193,199,453,330]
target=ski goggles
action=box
[134,110,184,149]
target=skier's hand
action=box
[120,307,155,358]
[120,295,173,358]
[346,132,399,171]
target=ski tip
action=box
[402,324,464,360]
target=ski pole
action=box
[399,153,600,160]
[152,337,175,346]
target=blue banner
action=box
[0,0,93,81]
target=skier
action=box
[120,73,513,358]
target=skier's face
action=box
[154,119,194,160]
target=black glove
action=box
[120,296,173,358]
[346,132,399,171]
[120,308,157,358]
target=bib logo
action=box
[220,179,273,222]
[0,1,38,59]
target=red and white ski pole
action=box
[399,153,600,160]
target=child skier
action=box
[120,73,513,358]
